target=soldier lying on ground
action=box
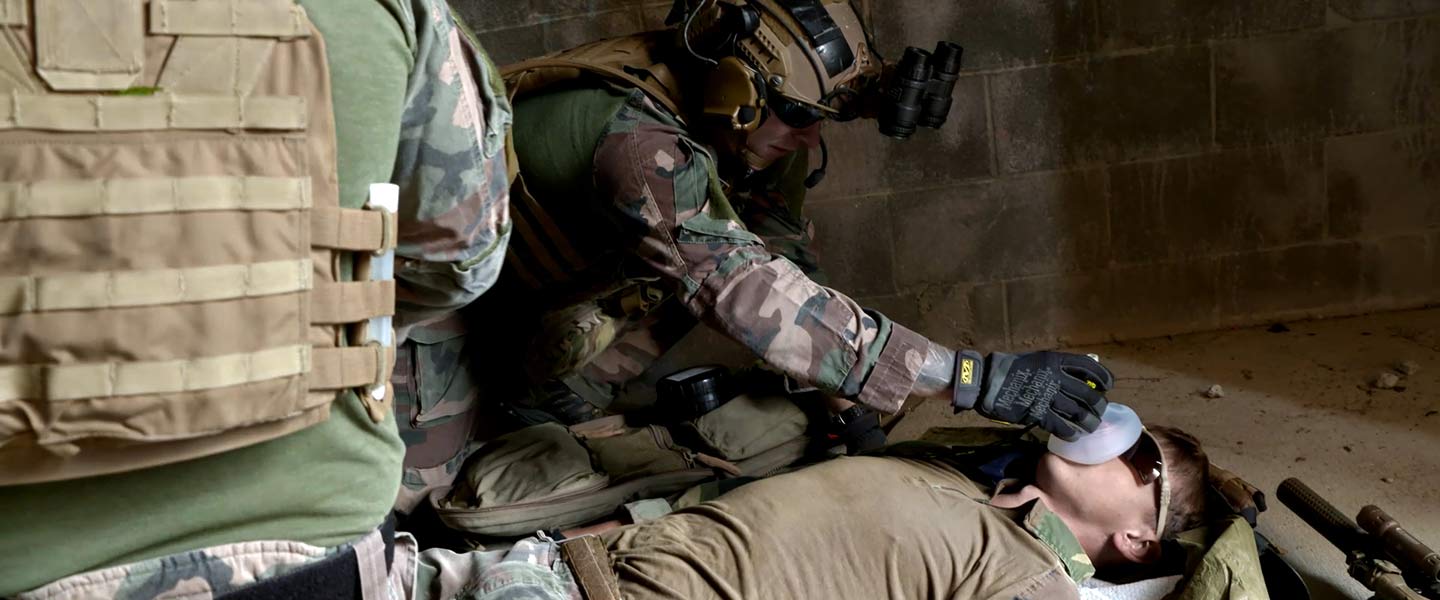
[424,425,1211,600]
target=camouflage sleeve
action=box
[735,150,826,282]
[391,0,513,333]
[593,98,928,413]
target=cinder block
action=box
[857,287,1008,350]
[1110,143,1325,263]
[1362,234,1436,304]
[807,197,898,298]
[855,292,923,328]
[479,25,548,65]
[1006,259,1222,348]
[870,0,1092,71]
[1331,0,1440,20]
[1095,0,1323,49]
[1219,242,1364,318]
[542,9,644,54]
[888,170,1110,288]
[538,0,645,20]
[912,282,1009,349]
[1215,18,1440,146]
[811,75,990,199]
[453,0,535,32]
[991,46,1210,174]
[1328,128,1440,238]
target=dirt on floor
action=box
[890,307,1440,600]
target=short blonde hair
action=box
[1150,426,1209,538]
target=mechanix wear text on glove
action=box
[950,350,1114,441]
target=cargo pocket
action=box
[435,423,616,538]
[681,393,809,461]
[447,423,609,508]
[403,319,477,429]
[584,425,697,482]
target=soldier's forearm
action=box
[911,341,956,398]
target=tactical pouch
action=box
[432,394,812,538]
[681,392,809,461]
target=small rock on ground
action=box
[1204,384,1225,399]
[1374,372,1401,389]
[1397,360,1421,376]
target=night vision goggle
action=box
[673,0,964,139]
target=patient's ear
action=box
[1112,529,1162,565]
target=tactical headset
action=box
[668,0,964,184]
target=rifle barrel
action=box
[1277,478,1367,554]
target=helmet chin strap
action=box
[734,133,829,189]
[804,135,829,189]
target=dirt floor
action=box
[889,308,1440,599]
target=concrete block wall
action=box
[457,0,1440,350]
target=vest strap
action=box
[310,345,394,392]
[0,344,310,402]
[0,259,312,315]
[311,205,397,252]
[0,176,311,220]
[149,0,311,38]
[0,92,307,132]
[311,280,395,325]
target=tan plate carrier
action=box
[0,0,395,485]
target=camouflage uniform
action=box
[475,84,931,429]
[13,532,579,600]
[0,0,512,595]
[392,76,936,511]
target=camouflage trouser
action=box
[13,526,580,600]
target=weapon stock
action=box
[1278,478,1439,600]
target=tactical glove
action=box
[951,350,1113,441]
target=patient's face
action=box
[1034,451,1157,538]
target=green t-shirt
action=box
[0,1,413,593]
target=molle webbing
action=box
[502,32,685,120]
[0,0,395,485]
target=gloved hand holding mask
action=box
[950,350,1113,441]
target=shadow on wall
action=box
[807,0,1109,353]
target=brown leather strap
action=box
[310,206,397,252]
[310,280,395,324]
[309,345,393,391]
[559,536,622,600]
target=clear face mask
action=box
[1046,403,1144,465]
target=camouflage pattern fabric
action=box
[507,88,929,415]
[393,312,485,514]
[392,0,513,336]
[1171,516,1272,600]
[731,149,826,282]
[386,2,513,508]
[14,528,579,600]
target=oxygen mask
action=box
[1046,402,1145,465]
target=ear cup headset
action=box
[669,0,964,187]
